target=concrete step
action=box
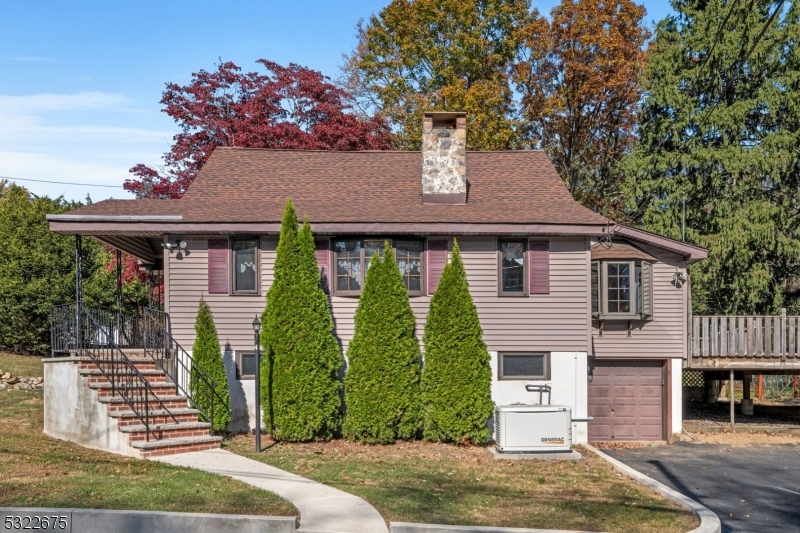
[83,371,169,385]
[80,359,163,372]
[121,422,213,442]
[132,436,223,458]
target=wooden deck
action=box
[687,313,800,371]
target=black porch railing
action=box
[51,304,229,433]
[50,303,157,441]
[140,308,226,431]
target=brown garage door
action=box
[588,361,664,441]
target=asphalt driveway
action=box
[606,442,800,533]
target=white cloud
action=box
[0,91,131,113]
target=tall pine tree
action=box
[261,200,342,441]
[344,242,422,443]
[421,240,493,444]
[191,298,231,432]
[624,0,800,314]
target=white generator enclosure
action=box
[495,405,572,453]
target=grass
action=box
[0,352,44,377]
[0,387,297,517]
[227,436,698,533]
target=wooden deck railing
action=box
[690,312,800,361]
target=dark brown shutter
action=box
[529,240,549,295]
[427,240,448,295]
[315,239,330,294]
[208,239,228,294]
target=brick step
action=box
[132,436,223,458]
[117,412,200,427]
[91,382,177,398]
[80,360,163,372]
[108,407,201,420]
[83,371,169,385]
[121,422,212,442]
[102,396,189,412]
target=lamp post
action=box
[252,316,262,453]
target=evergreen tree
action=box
[344,242,421,443]
[421,240,493,444]
[191,298,231,432]
[261,200,341,441]
[624,0,800,314]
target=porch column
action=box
[147,264,154,308]
[741,374,753,416]
[75,235,82,351]
[116,249,122,338]
[730,369,735,427]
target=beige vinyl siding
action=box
[591,244,686,359]
[166,237,274,351]
[166,235,590,355]
[460,237,589,353]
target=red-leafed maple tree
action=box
[125,60,395,199]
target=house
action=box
[47,112,707,447]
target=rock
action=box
[0,383,6,390]
[1,373,10,380]
[5,376,19,385]
[36,377,43,383]
[18,383,31,390]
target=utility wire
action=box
[634,0,786,223]
[0,175,124,188]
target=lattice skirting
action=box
[682,370,705,388]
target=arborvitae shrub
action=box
[421,239,493,443]
[344,241,421,443]
[261,199,341,441]
[191,298,231,432]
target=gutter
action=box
[583,444,721,533]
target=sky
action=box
[0,1,674,202]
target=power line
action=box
[0,175,125,188]
[634,0,786,223]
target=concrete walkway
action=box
[154,448,388,533]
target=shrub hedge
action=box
[344,241,421,443]
[191,298,231,431]
[261,200,341,441]
[421,240,494,444]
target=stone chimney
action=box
[422,111,467,204]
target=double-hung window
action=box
[207,238,260,295]
[498,240,526,295]
[333,238,425,296]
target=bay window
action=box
[592,259,653,319]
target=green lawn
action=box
[0,387,297,518]
[0,352,44,378]
[226,436,697,533]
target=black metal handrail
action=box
[51,303,157,441]
[141,308,228,432]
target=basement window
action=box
[499,352,550,380]
[236,352,257,380]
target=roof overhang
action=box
[614,225,708,263]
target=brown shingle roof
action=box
[62,148,609,225]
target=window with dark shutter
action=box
[427,240,448,295]
[529,240,550,295]
[315,239,330,294]
[208,239,228,294]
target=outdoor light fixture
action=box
[161,240,187,250]
[252,315,262,453]
[672,269,687,287]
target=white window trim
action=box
[594,260,654,321]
